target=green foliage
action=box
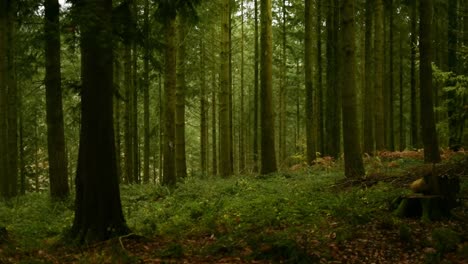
[431,227,461,254]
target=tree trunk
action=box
[176,16,187,179]
[447,0,461,150]
[305,0,315,165]
[162,15,177,186]
[143,0,150,183]
[71,0,129,242]
[253,0,259,173]
[387,0,395,151]
[419,0,441,164]
[45,0,69,199]
[260,0,277,174]
[374,0,385,151]
[278,0,287,166]
[316,0,324,156]
[239,0,245,173]
[200,34,208,176]
[399,31,405,151]
[325,0,341,159]
[124,29,133,184]
[219,0,232,177]
[363,0,374,155]
[410,0,419,148]
[341,0,365,178]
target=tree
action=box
[316,0,324,155]
[363,0,374,154]
[419,0,441,163]
[260,0,277,174]
[0,0,18,199]
[162,7,177,185]
[374,0,385,151]
[409,0,419,148]
[325,0,341,159]
[341,0,365,177]
[71,0,129,241]
[305,0,315,165]
[176,15,187,179]
[219,0,232,177]
[44,0,69,199]
[252,0,259,172]
[142,0,150,183]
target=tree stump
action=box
[394,172,460,221]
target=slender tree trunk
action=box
[363,0,374,154]
[316,0,324,155]
[211,61,217,177]
[374,0,385,151]
[253,0,259,173]
[410,0,419,148]
[387,0,395,151]
[419,0,441,163]
[200,34,208,175]
[176,16,187,179]
[71,0,129,242]
[124,33,133,184]
[45,0,69,199]
[341,0,365,178]
[325,0,340,158]
[448,0,460,150]
[143,0,150,183]
[219,0,232,177]
[162,15,177,186]
[278,0,287,165]
[0,0,9,198]
[399,31,405,151]
[305,0,315,165]
[158,74,163,182]
[260,0,277,174]
[239,0,245,173]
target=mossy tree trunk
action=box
[260,0,277,174]
[71,0,129,242]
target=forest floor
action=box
[0,150,467,263]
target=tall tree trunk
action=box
[143,0,150,183]
[239,0,245,173]
[0,0,18,198]
[419,0,441,163]
[200,34,208,175]
[260,0,277,174]
[387,0,395,151]
[176,16,187,179]
[363,0,374,154]
[253,0,259,172]
[162,15,177,186]
[447,0,460,150]
[325,0,341,158]
[123,31,133,184]
[71,0,129,242]
[342,0,365,178]
[278,0,287,165]
[45,0,69,199]
[219,0,232,177]
[211,58,217,176]
[305,0,315,165]
[399,31,405,151]
[410,0,419,148]
[316,0,324,155]
[374,0,385,151]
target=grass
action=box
[0,154,466,263]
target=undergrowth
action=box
[1,154,465,262]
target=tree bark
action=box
[253,0,259,173]
[45,0,69,199]
[341,0,365,178]
[419,0,441,163]
[143,0,150,183]
[162,15,177,186]
[305,0,315,165]
[71,0,129,242]
[374,0,385,151]
[260,0,277,174]
[176,16,187,179]
[410,0,419,148]
[363,0,374,155]
[219,0,232,177]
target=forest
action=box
[0,0,467,262]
